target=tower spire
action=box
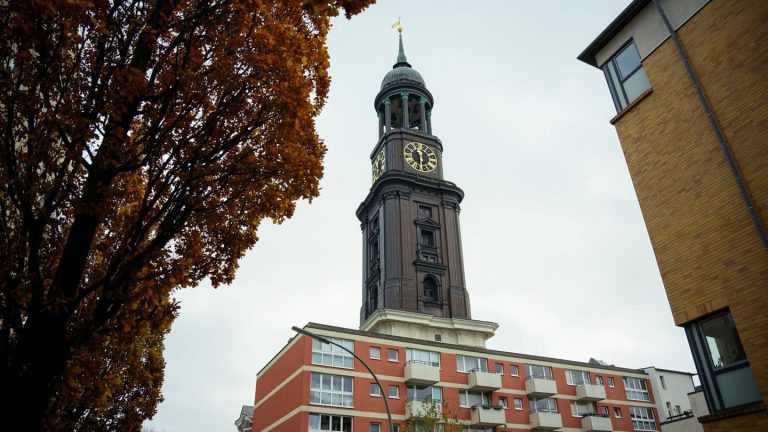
[391,18,411,68]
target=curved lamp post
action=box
[292,326,395,432]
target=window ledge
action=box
[609,87,653,125]
[699,401,765,424]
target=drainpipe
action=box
[651,0,768,250]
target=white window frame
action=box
[595,375,603,385]
[370,423,380,432]
[624,377,650,401]
[525,364,554,380]
[310,373,354,408]
[510,365,519,376]
[456,355,488,373]
[495,363,504,375]
[565,369,590,386]
[630,406,656,431]
[388,349,399,362]
[369,346,381,360]
[614,407,622,418]
[528,396,558,414]
[608,377,616,388]
[370,383,380,397]
[570,401,596,417]
[459,389,490,408]
[406,348,440,367]
[498,396,508,409]
[388,384,399,399]
[312,338,354,369]
[309,413,353,432]
[513,398,523,411]
[602,406,609,416]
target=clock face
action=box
[404,142,438,173]
[371,149,386,183]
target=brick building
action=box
[252,31,676,432]
[577,0,767,430]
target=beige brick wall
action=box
[609,0,768,424]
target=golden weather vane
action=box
[391,17,403,34]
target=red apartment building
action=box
[254,32,666,432]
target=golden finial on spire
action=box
[391,17,403,34]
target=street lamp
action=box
[292,326,395,432]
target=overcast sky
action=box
[144,1,697,431]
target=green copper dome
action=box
[380,34,426,90]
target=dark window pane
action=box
[702,312,747,368]
[615,42,642,79]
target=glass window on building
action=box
[525,364,553,380]
[565,369,590,385]
[623,377,650,401]
[686,309,761,411]
[570,401,596,417]
[601,40,651,111]
[312,338,354,369]
[406,348,440,367]
[456,355,488,373]
[528,397,558,413]
[310,373,353,408]
[459,390,490,408]
[407,384,442,402]
[629,406,656,431]
[309,413,353,432]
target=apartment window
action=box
[310,373,353,407]
[388,349,399,362]
[388,385,399,399]
[659,375,666,390]
[495,364,504,375]
[595,375,603,385]
[420,229,435,247]
[406,348,440,367]
[630,406,656,431]
[407,384,442,402]
[570,401,596,417]
[565,369,590,386]
[510,365,519,376]
[312,338,354,369]
[456,355,488,373]
[525,364,553,380]
[459,390,490,408]
[602,406,609,416]
[370,424,380,432]
[498,396,508,409]
[528,397,558,413]
[686,310,761,412]
[513,398,523,411]
[309,413,352,432]
[370,346,381,360]
[608,377,615,387]
[623,377,650,401]
[613,407,622,418]
[370,383,380,397]
[602,40,651,111]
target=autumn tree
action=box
[403,399,462,432]
[0,0,374,429]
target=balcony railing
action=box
[404,360,440,385]
[529,409,562,430]
[525,375,557,397]
[581,413,613,432]
[577,382,607,401]
[417,244,440,263]
[420,300,444,317]
[470,404,506,426]
[405,397,442,418]
[468,368,502,391]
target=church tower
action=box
[357,31,496,346]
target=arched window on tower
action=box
[423,277,438,302]
[368,284,378,315]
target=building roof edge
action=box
[306,322,648,375]
[577,0,650,67]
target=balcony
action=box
[525,376,557,397]
[470,404,506,427]
[581,414,613,431]
[468,369,502,391]
[576,383,606,401]
[419,300,444,317]
[529,410,562,430]
[417,244,440,263]
[404,360,440,385]
[405,398,441,418]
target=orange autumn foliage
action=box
[0,0,375,429]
